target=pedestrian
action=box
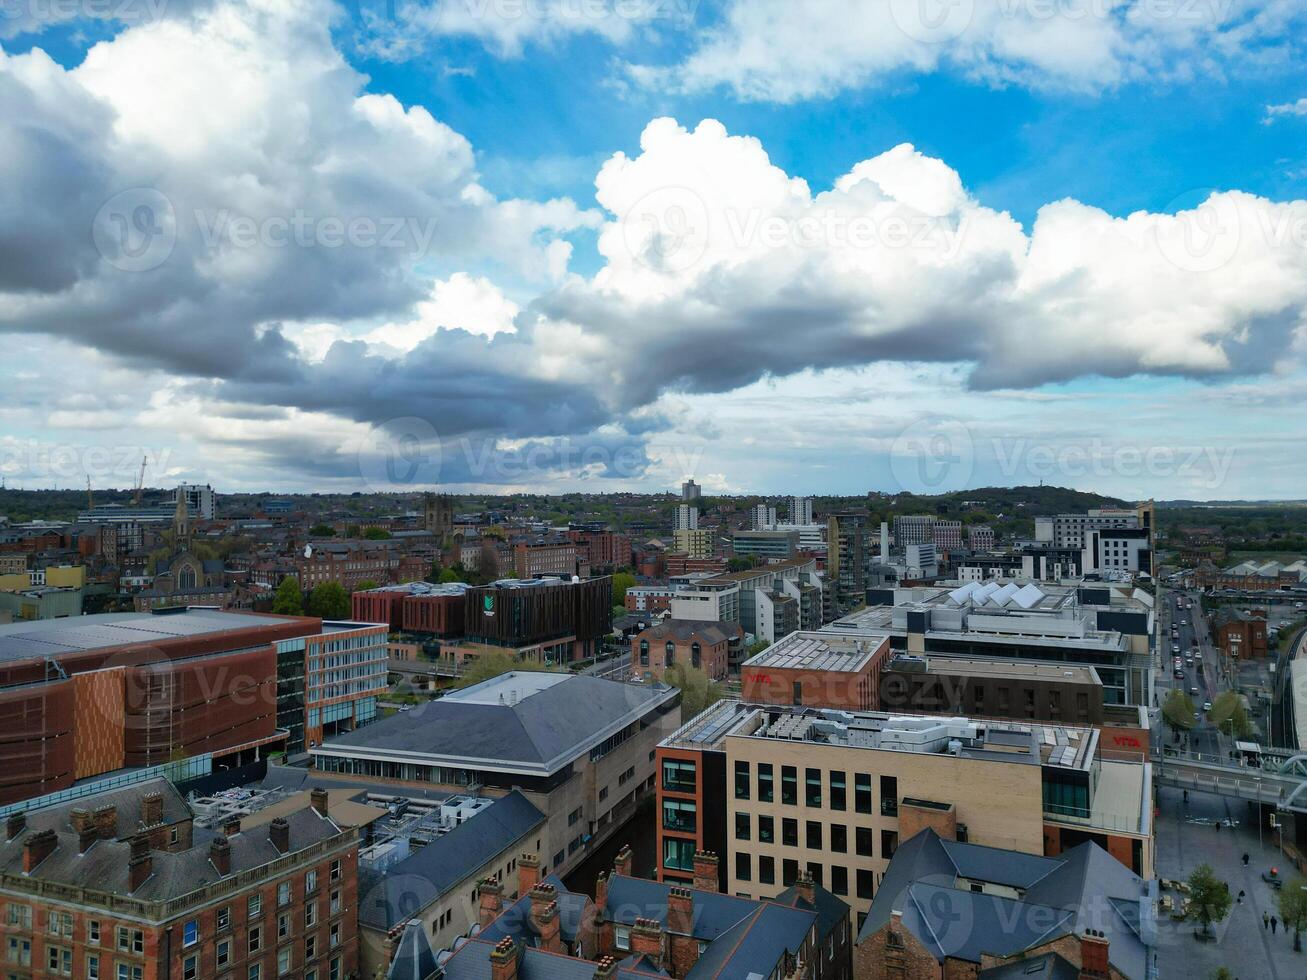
[1265,911,1270,930]
[1272,915,1278,934]
[1216,821,1221,833]
[1238,889,1245,904]
[1243,852,1250,866]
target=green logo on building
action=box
[483,594,495,617]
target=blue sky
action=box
[1,0,1305,500]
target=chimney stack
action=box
[594,870,610,912]
[667,888,700,975]
[536,899,562,953]
[210,836,232,876]
[593,956,618,979]
[223,816,241,837]
[268,817,289,854]
[70,809,97,853]
[140,791,163,827]
[93,804,118,840]
[614,844,633,878]
[666,887,693,935]
[478,878,504,928]
[629,917,663,967]
[22,829,57,872]
[528,882,556,928]
[6,812,26,840]
[310,787,330,819]
[489,937,519,980]
[692,850,719,892]
[1079,930,1110,978]
[794,870,815,907]
[128,835,153,891]
[517,853,540,896]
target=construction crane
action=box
[133,455,147,505]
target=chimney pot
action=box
[6,812,26,840]
[489,937,519,980]
[269,817,289,854]
[517,853,541,897]
[614,843,633,878]
[92,804,118,840]
[692,850,719,892]
[310,787,330,819]
[140,791,163,827]
[593,956,618,979]
[22,829,57,872]
[794,870,815,907]
[223,816,241,836]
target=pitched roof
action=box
[360,791,545,930]
[857,830,1154,980]
[637,620,739,645]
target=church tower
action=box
[173,489,191,548]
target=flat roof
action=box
[0,609,301,663]
[744,630,888,673]
[890,656,1101,685]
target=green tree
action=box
[727,557,754,572]
[611,572,636,606]
[271,576,304,615]
[306,582,350,619]
[664,663,724,720]
[1187,863,1232,938]
[455,651,560,688]
[362,527,392,540]
[1162,689,1198,734]
[308,523,335,537]
[1208,691,1255,739]
[355,579,379,592]
[1277,876,1307,952]
[437,567,463,584]
[747,639,771,658]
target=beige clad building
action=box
[657,700,1153,933]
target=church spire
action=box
[174,489,191,546]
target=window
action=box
[305,869,318,894]
[614,925,631,952]
[805,768,822,807]
[248,966,262,980]
[599,786,608,801]
[856,827,873,857]
[662,798,697,833]
[781,766,797,805]
[735,812,751,840]
[792,680,802,705]
[759,856,775,885]
[829,770,846,811]
[279,913,291,940]
[758,763,774,803]
[217,907,231,932]
[880,775,898,816]
[881,830,899,858]
[278,881,292,907]
[6,937,31,966]
[638,641,649,666]
[217,939,231,969]
[6,904,30,929]
[857,869,875,900]
[691,642,701,669]
[249,926,262,953]
[183,919,199,947]
[330,956,342,980]
[830,865,848,896]
[568,806,583,826]
[782,818,798,847]
[329,923,340,949]
[306,934,317,961]
[734,761,750,799]
[330,859,341,882]
[249,894,263,918]
[806,820,822,849]
[116,928,143,954]
[89,920,101,945]
[182,955,198,980]
[305,902,318,928]
[782,859,798,887]
[665,641,675,667]
[88,953,100,980]
[661,759,696,793]
[758,815,774,844]
[48,911,73,936]
[278,946,293,976]
[831,824,847,853]
[854,773,872,814]
[735,851,751,881]
[116,963,143,980]
[663,837,695,872]
[330,889,341,916]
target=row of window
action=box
[732,853,877,900]
[734,762,897,815]
[5,908,141,955]
[733,814,898,859]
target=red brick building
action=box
[631,620,740,681]
[512,540,578,578]
[741,631,891,711]
[0,779,359,980]
[568,530,631,571]
[1211,608,1269,660]
[351,582,467,635]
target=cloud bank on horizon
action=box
[0,0,1304,497]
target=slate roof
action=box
[388,920,440,980]
[479,874,590,949]
[439,940,663,980]
[319,673,677,775]
[360,791,545,930]
[857,829,1154,980]
[978,951,1079,980]
[0,778,347,908]
[636,620,739,645]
